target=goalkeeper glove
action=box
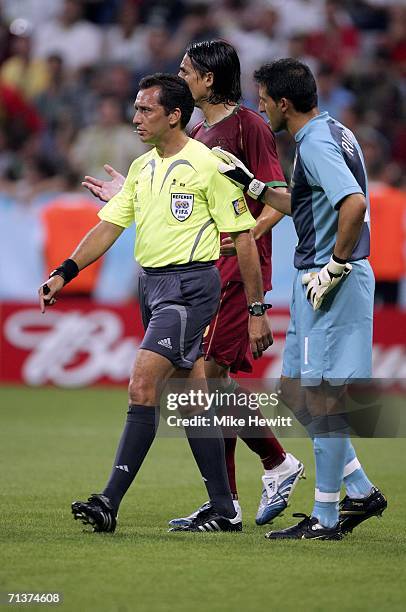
[212,147,267,200]
[302,255,352,311]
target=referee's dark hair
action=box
[186,40,242,105]
[254,59,318,113]
[139,73,195,129]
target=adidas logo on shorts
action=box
[158,337,172,350]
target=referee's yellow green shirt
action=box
[98,138,256,267]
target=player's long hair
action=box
[186,40,242,105]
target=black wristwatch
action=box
[248,302,272,316]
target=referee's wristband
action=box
[49,258,79,285]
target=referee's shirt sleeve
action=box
[207,169,256,233]
[300,137,364,210]
[98,160,138,228]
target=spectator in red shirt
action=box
[306,0,360,72]
[0,80,43,150]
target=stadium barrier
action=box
[0,300,405,387]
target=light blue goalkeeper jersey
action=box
[290,111,370,269]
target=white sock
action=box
[264,453,292,477]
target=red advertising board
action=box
[1,301,405,387]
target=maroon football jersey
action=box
[190,105,287,290]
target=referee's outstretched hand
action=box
[38,275,64,314]
[82,164,124,203]
[249,316,273,359]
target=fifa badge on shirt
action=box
[171,193,194,222]
[232,197,247,216]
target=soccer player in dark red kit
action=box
[83,41,304,526]
[173,40,304,527]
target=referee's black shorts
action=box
[138,262,221,369]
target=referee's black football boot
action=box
[168,506,242,532]
[72,494,117,533]
[168,499,242,528]
[168,500,212,528]
[265,513,343,540]
[339,487,387,534]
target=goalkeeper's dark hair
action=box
[254,59,318,113]
[139,73,194,129]
[186,40,242,105]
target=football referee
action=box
[38,74,272,534]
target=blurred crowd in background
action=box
[0,0,405,305]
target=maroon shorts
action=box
[203,281,252,374]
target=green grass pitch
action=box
[1,386,405,612]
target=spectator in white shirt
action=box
[1,0,64,29]
[70,94,146,178]
[104,0,148,70]
[32,0,103,72]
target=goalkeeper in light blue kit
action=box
[215,58,387,540]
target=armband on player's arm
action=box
[49,259,79,285]
[213,147,267,201]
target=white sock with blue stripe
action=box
[343,439,374,498]
[311,437,347,528]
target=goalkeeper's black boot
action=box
[168,506,242,532]
[72,494,117,533]
[265,513,343,540]
[339,487,387,534]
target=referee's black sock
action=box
[102,404,159,514]
[184,410,236,519]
